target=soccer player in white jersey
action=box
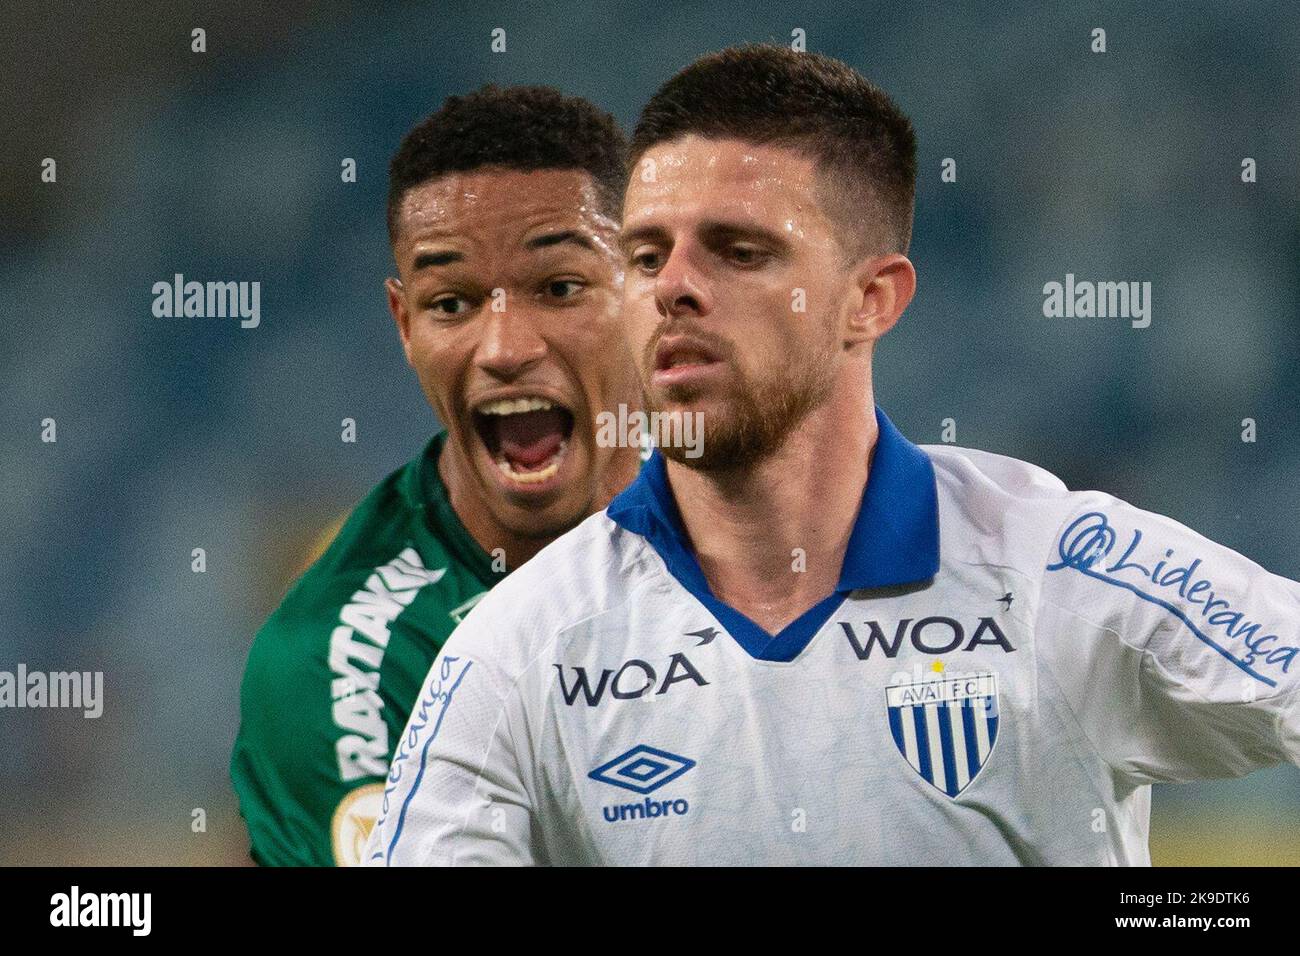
[367,46,1300,866]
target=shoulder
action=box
[920,442,1071,500]
[262,458,452,637]
[916,442,1120,572]
[916,442,1274,592]
[239,452,462,722]
[292,456,443,595]
[442,510,652,672]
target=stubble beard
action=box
[653,349,836,472]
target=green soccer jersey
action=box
[231,431,506,866]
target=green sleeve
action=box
[231,608,343,867]
[230,560,479,866]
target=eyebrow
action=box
[619,219,789,253]
[411,249,464,271]
[411,230,595,271]
[525,229,596,252]
[699,220,788,249]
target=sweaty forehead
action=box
[625,136,825,224]
[396,167,616,248]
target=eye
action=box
[630,247,664,275]
[543,278,585,300]
[426,294,473,317]
[728,243,768,266]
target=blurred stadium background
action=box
[1,0,1296,865]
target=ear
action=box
[844,253,916,349]
[386,276,416,367]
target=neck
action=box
[441,440,641,574]
[667,384,877,635]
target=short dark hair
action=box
[387,85,627,241]
[630,45,917,255]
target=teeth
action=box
[478,396,556,416]
[495,440,567,484]
[497,458,561,483]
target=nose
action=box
[475,304,547,379]
[654,245,712,320]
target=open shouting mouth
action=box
[472,395,577,491]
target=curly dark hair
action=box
[387,85,627,241]
[630,45,917,255]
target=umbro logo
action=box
[588,744,696,794]
[590,745,695,824]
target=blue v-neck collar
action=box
[606,406,940,662]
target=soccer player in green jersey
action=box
[231,86,642,865]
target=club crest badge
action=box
[885,668,999,797]
[332,782,386,866]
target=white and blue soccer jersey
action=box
[365,407,1300,866]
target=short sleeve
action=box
[1035,493,1300,784]
[231,616,342,867]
